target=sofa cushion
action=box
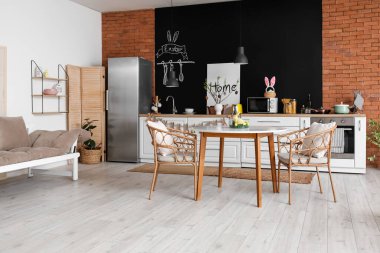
[158,153,194,162]
[301,122,336,158]
[11,147,66,160]
[278,152,328,165]
[147,121,174,156]
[0,147,66,167]
[0,117,30,151]
[0,150,31,166]
[29,129,80,153]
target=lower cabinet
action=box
[241,141,274,168]
[201,141,241,167]
[139,116,366,173]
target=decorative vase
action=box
[214,103,223,115]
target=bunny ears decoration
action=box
[167,31,179,43]
[264,76,277,98]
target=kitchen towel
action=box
[331,128,346,153]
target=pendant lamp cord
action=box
[239,0,242,45]
[171,0,174,33]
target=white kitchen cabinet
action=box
[188,117,235,142]
[248,117,300,127]
[139,115,366,173]
[354,117,366,169]
[241,117,299,143]
[241,141,275,168]
[299,117,310,129]
[188,117,241,166]
[139,117,154,161]
[139,117,188,162]
[201,141,241,166]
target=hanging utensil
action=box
[178,59,184,82]
[162,62,168,85]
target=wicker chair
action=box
[146,121,198,200]
[277,125,337,204]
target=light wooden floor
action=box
[0,163,380,253]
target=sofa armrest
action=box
[70,139,78,153]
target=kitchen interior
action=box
[1,0,380,252]
[104,0,368,174]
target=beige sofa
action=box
[0,117,80,180]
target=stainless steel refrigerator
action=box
[107,57,152,162]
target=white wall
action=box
[0,0,101,131]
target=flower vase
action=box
[214,103,223,115]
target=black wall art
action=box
[155,0,322,114]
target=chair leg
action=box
[327,164,337,202]
[315,166,323,194]
[193,163,198,201]
[153,163,160,191]
[277,161,281,193]
[149,163,159,200]
[288,165,292,205]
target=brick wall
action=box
[102,10,155,95]
[322,0,380,167]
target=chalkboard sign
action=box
[155,0,322,114]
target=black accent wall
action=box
[155,0,322,114]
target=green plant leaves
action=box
[367,119,380,161]
[84,139,96,150]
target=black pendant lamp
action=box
[166,0,180,87]
[234,0,248,65]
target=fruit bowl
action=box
[230,113,249,128]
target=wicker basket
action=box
[79,148,102,164]
[264,91,276,98]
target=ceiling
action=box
[70,0,238,12]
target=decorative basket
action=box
[264,91,276,98]
[79,148,102,164]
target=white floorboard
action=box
[0,162,379,253]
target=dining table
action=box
[194,125,288,207]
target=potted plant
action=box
[79,118,102,164]
[368,119,380,163]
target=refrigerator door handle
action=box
[105,90,109,111]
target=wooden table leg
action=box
[255,134,262,208]
[197,133,207,201]
[218,137,224,188]
[268,133,278,193]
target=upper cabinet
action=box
[31,60,68,114]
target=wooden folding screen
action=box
[67,65,105,161]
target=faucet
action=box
[166,96,177,114]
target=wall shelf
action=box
[32,77,68,81]
[31,60,69,114]
[32,94,66,97]
[32,112,64,115]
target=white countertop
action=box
[192,126,289,134]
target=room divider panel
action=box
[66,65,106,161]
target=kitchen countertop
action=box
[139,113,366,118]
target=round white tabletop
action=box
[192,126,288,134]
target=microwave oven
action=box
[247,97,278,113]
